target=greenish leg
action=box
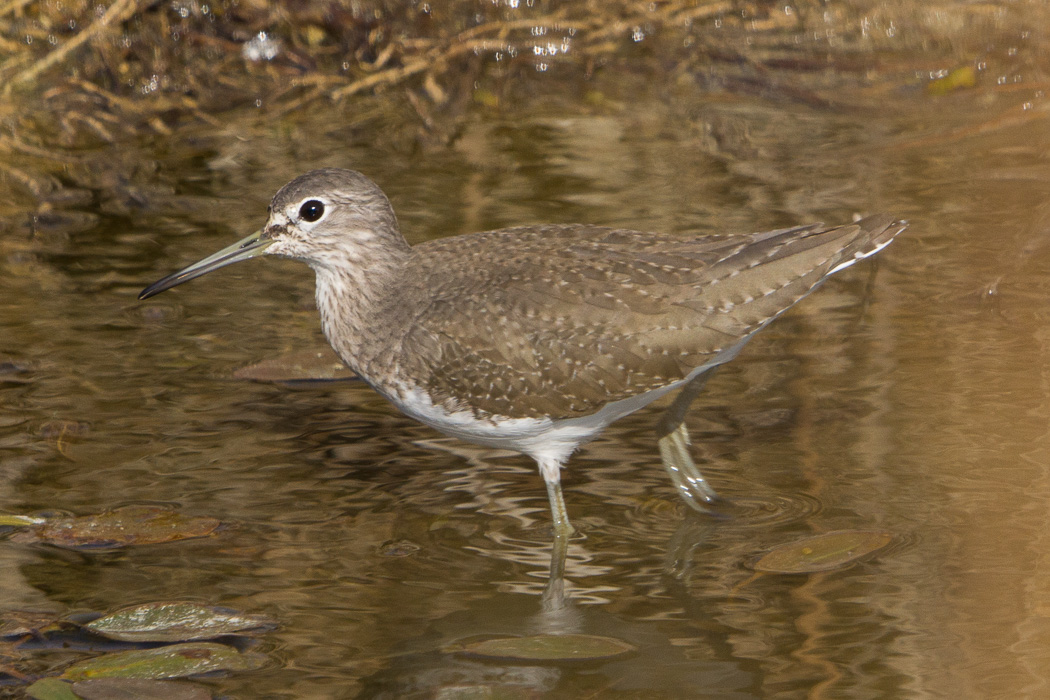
[539,456,575,536]
[536,456,573,611]
[656,372,721,510]
[658,422,720,505]
[541,529,571,612]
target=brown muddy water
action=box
[4,4,1050,699]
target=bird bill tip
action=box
[138,229,272,301]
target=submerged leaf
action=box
[25,678,80,700]
[60,642,263,681]
[753,530,894,574]
[0,514,46,527]
[458,634,635,663]
[16,506,220,550]
[73,677,212,700]
[85,602,274,642]
[232,348,355,382]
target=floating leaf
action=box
[60,642,263,681]
[25,678,79,700]
[232,348,355,383]
[458,634,635,664]
[0,514,46,527]
[14,506,220,550]
[73,677,212,700]
[753,530,894,574]
[85,602,274,642]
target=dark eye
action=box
[299,200,325,222]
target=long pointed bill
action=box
[139,229,273,300]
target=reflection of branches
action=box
[0,132,80,162]
[11,0,1037,161]
[0,0,34,20]
[332,39,513,101]
[329,1,732,102]
[896,98,1050,150]
[5,0,140,94]
[2,0,734,107]
[0,0,740,150]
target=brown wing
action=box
[396,215,902,420]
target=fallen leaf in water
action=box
[25,678,80,700]
[73,677,213,700]
[752,530,894,574]
[60,642,263,681]
[85,602,274,642]
[232,348,355,382]
[12,506,220,550]
[457,634,635,664]
[0,514,46,527]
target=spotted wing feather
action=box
[395,215,902,420]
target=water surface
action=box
[3,4,1050,698]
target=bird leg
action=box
[537,455,574,536]
[656,371,722,510]
[536,455,573,609]
[541,529,571,612]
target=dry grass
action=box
[0,1,823,146]
[1,0,1042,200]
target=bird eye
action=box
[299,200,325,222]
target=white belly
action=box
[380,317,767,466]
[388,364,713,467]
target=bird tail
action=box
[828,214,907,275]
